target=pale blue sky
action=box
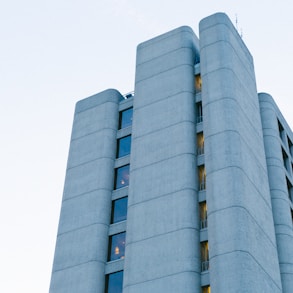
[0,1,292,292]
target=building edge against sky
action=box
[50,12,293,293]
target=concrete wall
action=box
[50,89,122,293]
[123,27,201,293]
[199,13,282,292]
[259,92,293,293]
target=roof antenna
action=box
[235,14,239,31]
[235,14,243,38]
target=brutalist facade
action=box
[50,13,293,293]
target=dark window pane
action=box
[115,165,129,189]
[196,101,203,123]
[111,197,128,223]
[117,135,131,158]
[108,232,126,261]
[119,108,133,129]
[106,271,123,293]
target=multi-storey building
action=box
[50,12,293,293]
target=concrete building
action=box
[50,12,293,293]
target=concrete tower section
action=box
[123,27,201,293]
[50,90,123,293]
[259,92,293,293]
[49,12,293,293]
[199,13,283,292]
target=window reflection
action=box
[111,197,128,224]
[115,165,130,189]
[119,108,133,129]
[105,271,123,293]
[108,232,126,261]
[117,135,131,158]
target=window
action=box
[105,271,123,293]
[108,232,126,261]
[282,148,289,172]
[202,286,210,293]
[200,202,208,229]
[198,165,206,191]
[287,177,293,201]
[288,137,293,157]
[111,197,128,224]
[197,132,204,155]
[201,241,209,271]
[196,101,203,123]
[115,165,130,189]
[195,74,202,93]
[278,120,285,142]
[117,135,131,158]
[119,108,133,129]
[202,285,211,293]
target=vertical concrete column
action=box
[259,92,293,293]
[123,27,201,293]
[50,89,122,293]
[199,13,282,292]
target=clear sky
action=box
[0,1,292,292]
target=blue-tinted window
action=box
[115,165,129,189]
[117,135,131,158]
[105,271,123,293]
[108,232,126,261]
[119,108,133,129]
[111,197,128,223]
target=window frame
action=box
[116,135,131,158]
[114,164,130,190]
[108,232,126,262]
[119,107,133,129]
[111,196,128,224]
[105,270,123,293]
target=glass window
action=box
[201,241,209,271]
[195,74,202,93]
[108,232,126,261]
[105,271,123,293]
[282,148,289,171]
[288,137,293,157]
[197,132,204,155]
[198,165,206,191]
[115,165,130,189]
[111,197,128,224]
[278,120,285,142]
[202,285,211,293]
[119,108,133,129]
[287,177,293,201]
[200,202,208,229]
[117,135,131,158]
[196,102,203,123]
